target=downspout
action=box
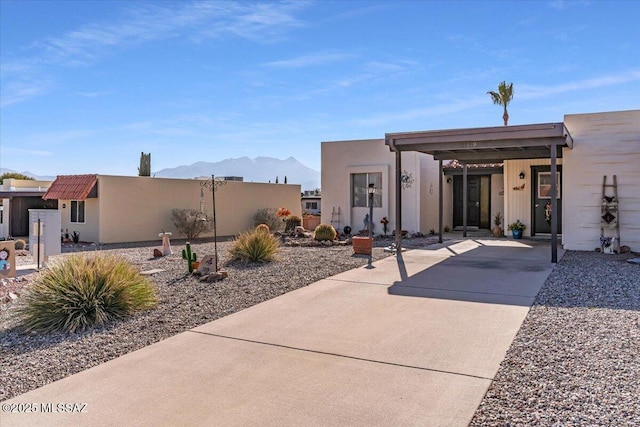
[388,138,402,253]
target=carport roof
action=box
[385,122,573,163]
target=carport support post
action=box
[550,143,558,263]
[462,162,468,237]
[438,160,443,243]
[395,149,402,253]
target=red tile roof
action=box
[43,174,98,200]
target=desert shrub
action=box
[14,254,157,333]
[313,224,337,241]
[171,208,213,240]
[14,239,26,250]
[255,223,271,234]
[285,215,302,233]
[253,208,281,232]
[229,229,279,263]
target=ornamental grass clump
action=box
[14,254,157,334]
[229,229,280,263]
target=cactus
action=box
[138,152,151,176]
[181,242,197,273]
[313,224,337,241]
[255,223,271,234]
[285,215,302,233]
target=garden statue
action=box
[159,231,172,256]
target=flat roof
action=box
[386,122,573,163]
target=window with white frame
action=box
[351,172,382,208]
[70,200,85,223]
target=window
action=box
[70,200,85,223]
[538,172,561,199]
[305,202,318,210]
[351,172,382,208]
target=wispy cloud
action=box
[263,51,353,68]
[1,1,309,107]
[30,1,307,66]
[1,147,54,157]
[0,80,51,107]
[519,70,640,99]
[548,0,591,11]
[351,96,488,127]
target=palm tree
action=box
[487,81,514,126]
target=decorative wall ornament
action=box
[512,183,525,191]
[401,170,414,190]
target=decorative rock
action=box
[9,292,18,300]
[153,249,163,258]
[199,271,229,282]
[294,226,306,236]
[322,241,333,246]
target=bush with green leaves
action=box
[229,229,280,263]
[313,224,337,241]
[171,208,213,240]
[14,254,157,333]
[285,215,302,233]
[253,208,281,232]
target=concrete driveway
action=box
[2,238,561,427]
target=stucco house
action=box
[0,179,56,238]
[322,110,639,257]
[301,189,322,215]
[42,174,302,244]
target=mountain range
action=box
[154,156,320,190]
[2,157,321,190]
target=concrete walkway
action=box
[3,238,562,427]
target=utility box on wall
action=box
[29,210,62,266]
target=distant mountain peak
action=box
[154,156,320,190]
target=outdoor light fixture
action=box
[446,177,452,183]
[519,171,525,180]
[62,203,66,209]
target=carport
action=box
[386,122,573,263]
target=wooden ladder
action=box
[331,207,341,230]
[600,175,620,253]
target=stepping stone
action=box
[627,258,640,265]
[140,269,165,275]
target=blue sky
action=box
[1,0,639,177]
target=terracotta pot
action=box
[192,261,200,270]
[352,236,373,255]
[492,226,503,237]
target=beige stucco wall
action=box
[491,174,505,230]
[321,139,442,235]
[59,199,100,243]
[562,110,640,251]
[503,159,563,237]
[1,179,52,190]
[420,158,452,233]
[58,176,301,244]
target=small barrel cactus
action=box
[313,224,337,241]
[181,242,197,273]
[255,223,271,234]
[285,215,302,233]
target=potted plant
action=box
[492,212,503,237]
[507,220,526,239]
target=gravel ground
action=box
[3,239,639,425]
[0,236,411,401]
[471,251,640,426]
